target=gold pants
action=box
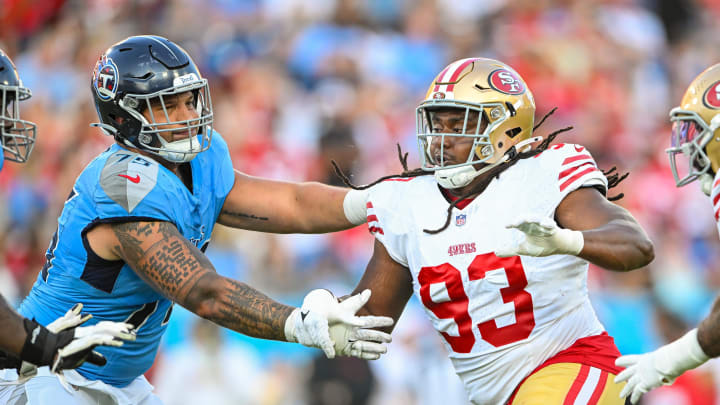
[511,363,625,405]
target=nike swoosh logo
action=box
[574,145,584,153]
[31,326,40,344]
[300,310,309,322]
[118,174,141,184]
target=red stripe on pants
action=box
[588,370,608,405]
[563,364,590,405]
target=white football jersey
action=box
[367,144,609,405]
[711,170,720,237]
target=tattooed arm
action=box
[86,220,293,340]
[217,170,354,233]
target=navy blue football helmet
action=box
[91,35,213,163]
[0,49,36,163]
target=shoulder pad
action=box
[100,151,161,213]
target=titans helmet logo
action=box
[93,56,119,101]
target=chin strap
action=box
[700,173,713,196]
[435,136,542,189]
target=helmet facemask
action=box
[118,77,213,163]
[416,102,516,188]
[0,83,36,163]
[666,107,718,189]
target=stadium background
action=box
[1,0,720,403]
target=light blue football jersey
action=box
[19,131,235,387]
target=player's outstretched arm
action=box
[92,220,389,358]
[498,188,653,271]
[103,220,294,340]
[217,170,368,233]
[615,325,711,404]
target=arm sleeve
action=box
[552,143,608,198]
[208,131,236,219]
[366,182,409,267]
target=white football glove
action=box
[495,215,584,257]
[284,289,394,359]
[51,320,136,373]
[614,329,709,404]
[1,304,136,390]
[329,308,392,360]
[46,303,93,333]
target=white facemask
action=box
[157,136,199,163]
[434,136,540,189]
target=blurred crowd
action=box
[2,0,720,403]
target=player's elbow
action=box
[621,234,654,271]
[636,236,655,266]
[183,273,223,319]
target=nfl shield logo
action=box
[455,214,466,226]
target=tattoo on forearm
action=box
[192,275,292,340]
[111,221,293,340]
[220,210,269,221]
[111,222,209,300]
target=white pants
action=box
[0,367,162,405]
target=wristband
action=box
[284,308,300,343]
[19,318,72,367]
[556,228,584,255]
[343,189,369,225]
[657,328,709,378]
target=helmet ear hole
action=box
[108,113,123,125]
[505,127,522,138]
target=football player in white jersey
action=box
[0,48,136,379]
[336,57,654,405]
[613,64,720,403]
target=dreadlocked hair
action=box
[331,107,628,234]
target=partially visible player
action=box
[614,64,720,403]
[336,57,654,404]
[0,36,391,405]
[0,49,136,378]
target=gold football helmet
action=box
[668,63,720,195]
[416,57,536,188]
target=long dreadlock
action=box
[332,107,628,234]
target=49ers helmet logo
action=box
[488,69,525,95]
[703,80,720,109]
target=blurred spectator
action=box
[2,0,720,403]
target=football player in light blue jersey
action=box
[4,36,389,404]
[0,49,136,386]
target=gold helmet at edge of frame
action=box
[673,63,720,174]
[419,57,536,165]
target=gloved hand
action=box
[51,320,136,372]
[329,318,392,360]
[614,329,710,404]
[19,304,136,372]
[495,215,584,257]
[284,289,394,359]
